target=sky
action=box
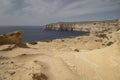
[0,0,120,25]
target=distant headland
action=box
[44,19,120,33]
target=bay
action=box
[0,26,88,41]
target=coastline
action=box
[0,21,120,80]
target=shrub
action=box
[96,34,108,39]
[40,39,52,42]
[20,54,27,56]
[33,60,39,63]
[74,49,79,52]
[61,39,65,42]
[116,28,120,31]
[32,73,48,80]
[28,41,37,45]
[102,43,105,46]
[106,42,114,46]
[95,39,102,42]
[68,36,75,38]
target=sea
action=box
[0,26,87,42]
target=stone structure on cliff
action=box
[45,19,120,33]
[0,31,23,45]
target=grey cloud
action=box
[5,0,30,15]
[0,0,120,25]
[12,0,31,12]
[41,0,55,3]
[54,0,83,11]
[12,0,28,10]
[50,0,120,18]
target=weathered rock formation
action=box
[45,19,120,33]
[0,31,23,45]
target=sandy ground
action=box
[0,31,120,80]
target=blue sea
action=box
[0,26,87,41]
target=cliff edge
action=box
[44,19,120,33]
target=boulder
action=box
[0,31,23,45]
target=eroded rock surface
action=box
[0,31,23,45]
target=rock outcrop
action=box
[0,31,23,45]
[44,19,120,33]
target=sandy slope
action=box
[0,29,120,80]
[0,39,120,80]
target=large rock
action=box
[0,31,23,45]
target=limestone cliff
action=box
[44,19,120,33]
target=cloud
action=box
[0,0,120,25]
[50,0,120,18]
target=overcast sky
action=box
[0,0,120,25]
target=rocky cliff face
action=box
[0,31,23,45]
[44,19,120,33]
